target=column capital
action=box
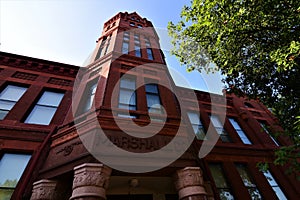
[174,167,207,200]
[70,163,112,200]
[30,179,57,200]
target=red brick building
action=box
[0,12,298,200]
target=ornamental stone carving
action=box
[70,163,112,200]
[30,179,57,200]
[174,167,207,200]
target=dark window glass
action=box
[135,45,141,57]
[145,84,163,116]
[235,164,262,200]
[209,163,235,200]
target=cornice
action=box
[0,51,79,77]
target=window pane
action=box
[25,105,57,125]
[237,130,252,144]
[122,42,129,54]
[38,91,64,106]
[0,100,15,110]
[0,154,31,188]
[135,45,141,57]
[147,48,153,60]
[187,112,200,124]
[146,94,160,108]
[263,170,287,200]
[0,110,9,120]
[0,85,27,101]
[210,115,223,128]
[119,90,136,105]
[145,84,158,93]
[229,118,252,144]
[259,122,280,146]
[235,164,262,200]
[209,164,235,200]
[0,188,14,200]
[120,78,135,89]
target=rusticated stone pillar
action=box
[30,179,57,200]
[70,163,112,200]
[174,167,208,200]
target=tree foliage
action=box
[168,0,300,176]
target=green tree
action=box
[168,0,300,177]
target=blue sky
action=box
[0,0,223,94]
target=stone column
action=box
[70,163,112,200]
[30,179,57,200]
[174,167,208,200]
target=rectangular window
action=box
[135,45,141,57]
[95,37,107,61]
[235,164,262,199]
[83,82,98,112]
[103,35,111,55]
[122,42,129,54]
[210,115,231,142]
[134,34,140,42]
[123,32,130,41]
[187,112,206,140]
[118,76,136,118]
[259,121,280,146]
[0,153,31,199]
[209,163,235,200]
[262,170,287,200]
[0,85,27,120]
[146,48,154,60]
[145,84,162,114]
[145,38,154,60]
[229,118,252,144]
[25,91,64,125]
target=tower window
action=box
[145,83,163,114]
[119,77,136,110]
[130,22,135,27]
[135,45,141,57]
[0,85,27,120]
[209,163,235,200]
[235,163,262,199]
[145,38,154,60]
[210,115,231,142]
[83,81,98,112]
[187,111,206,140]
[122,42,129,54]
[229,118,252,144]
[137,24,143,28]
[95,37,107,60]
[0,153,31,200]
[25,91,64,125]
[146,48,154,60]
